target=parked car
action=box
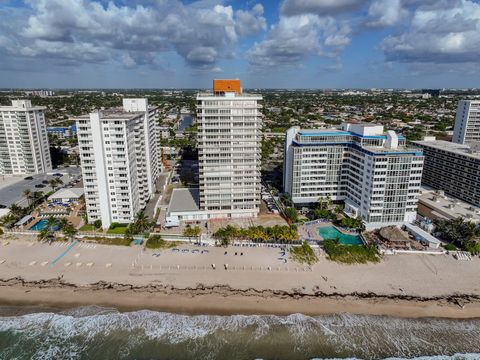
[0,204,7,209]
[35,184,45,188]
[24,176,33,180]
[53,173,63,177]
[42,180,49,184]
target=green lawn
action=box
[79,224,97,232]
[106,225,129,234]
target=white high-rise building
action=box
[76,99,160,229]
[0,100,52,175]
[283,123,424,229]
[196,79,262,219]
[453,100,480,144]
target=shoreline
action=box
[1,277,480,319]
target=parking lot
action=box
[0,168,81,207]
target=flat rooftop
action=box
[413,139,480,160]
[418,187,480,223]
[167,188,200,214]
[75,109,145,121]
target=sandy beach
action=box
[1,235,479,318]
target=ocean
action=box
[0,307,479,359]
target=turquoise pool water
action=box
[30,219,60,231]
[318,226,363,245]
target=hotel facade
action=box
[0,100,52,175]
[283,123,424,229]
[76,99,160,229]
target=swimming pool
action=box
[318,226,363,245]
[30,219,60,231]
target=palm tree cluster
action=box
[340,216,365,232]
[37,217,78,243]
[0,192,46,229]
[183,225,201,238]
[434,217,480,254]
[124,212,154,240]
[213,224,299,245]
[49,178,63,191]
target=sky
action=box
[0,0,480,89]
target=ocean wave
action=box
[0,308,479,360]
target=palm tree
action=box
[0,213,16,228]
[62,223,78,241]
[132,211,152,234]
[59,217,68,230]
[46,216,58,231]
[37,228,49,242]
[55,178,64,188]
[23,189,32,207]
[49,179,59,191]
[32,191,44,206]
[9,204,24,218]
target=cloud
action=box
[0,0,263,71]
[235,4,267,37]
[280,0,367,17]
[381,0,480,64]
[366,0,409,27]
[247,15,351,68]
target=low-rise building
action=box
[417,187,480,224]
[47,125,77,138]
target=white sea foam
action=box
[0,309,479,359]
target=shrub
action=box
[465,241,480,255]
[443,243,457,251]
[284,207,298,223]
[146,235,177,249]
[83,236,131,246]
[290,241,318,265]
[183,225,201,238]
[323,239,380,264]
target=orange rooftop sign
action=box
[213,79,241,94]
